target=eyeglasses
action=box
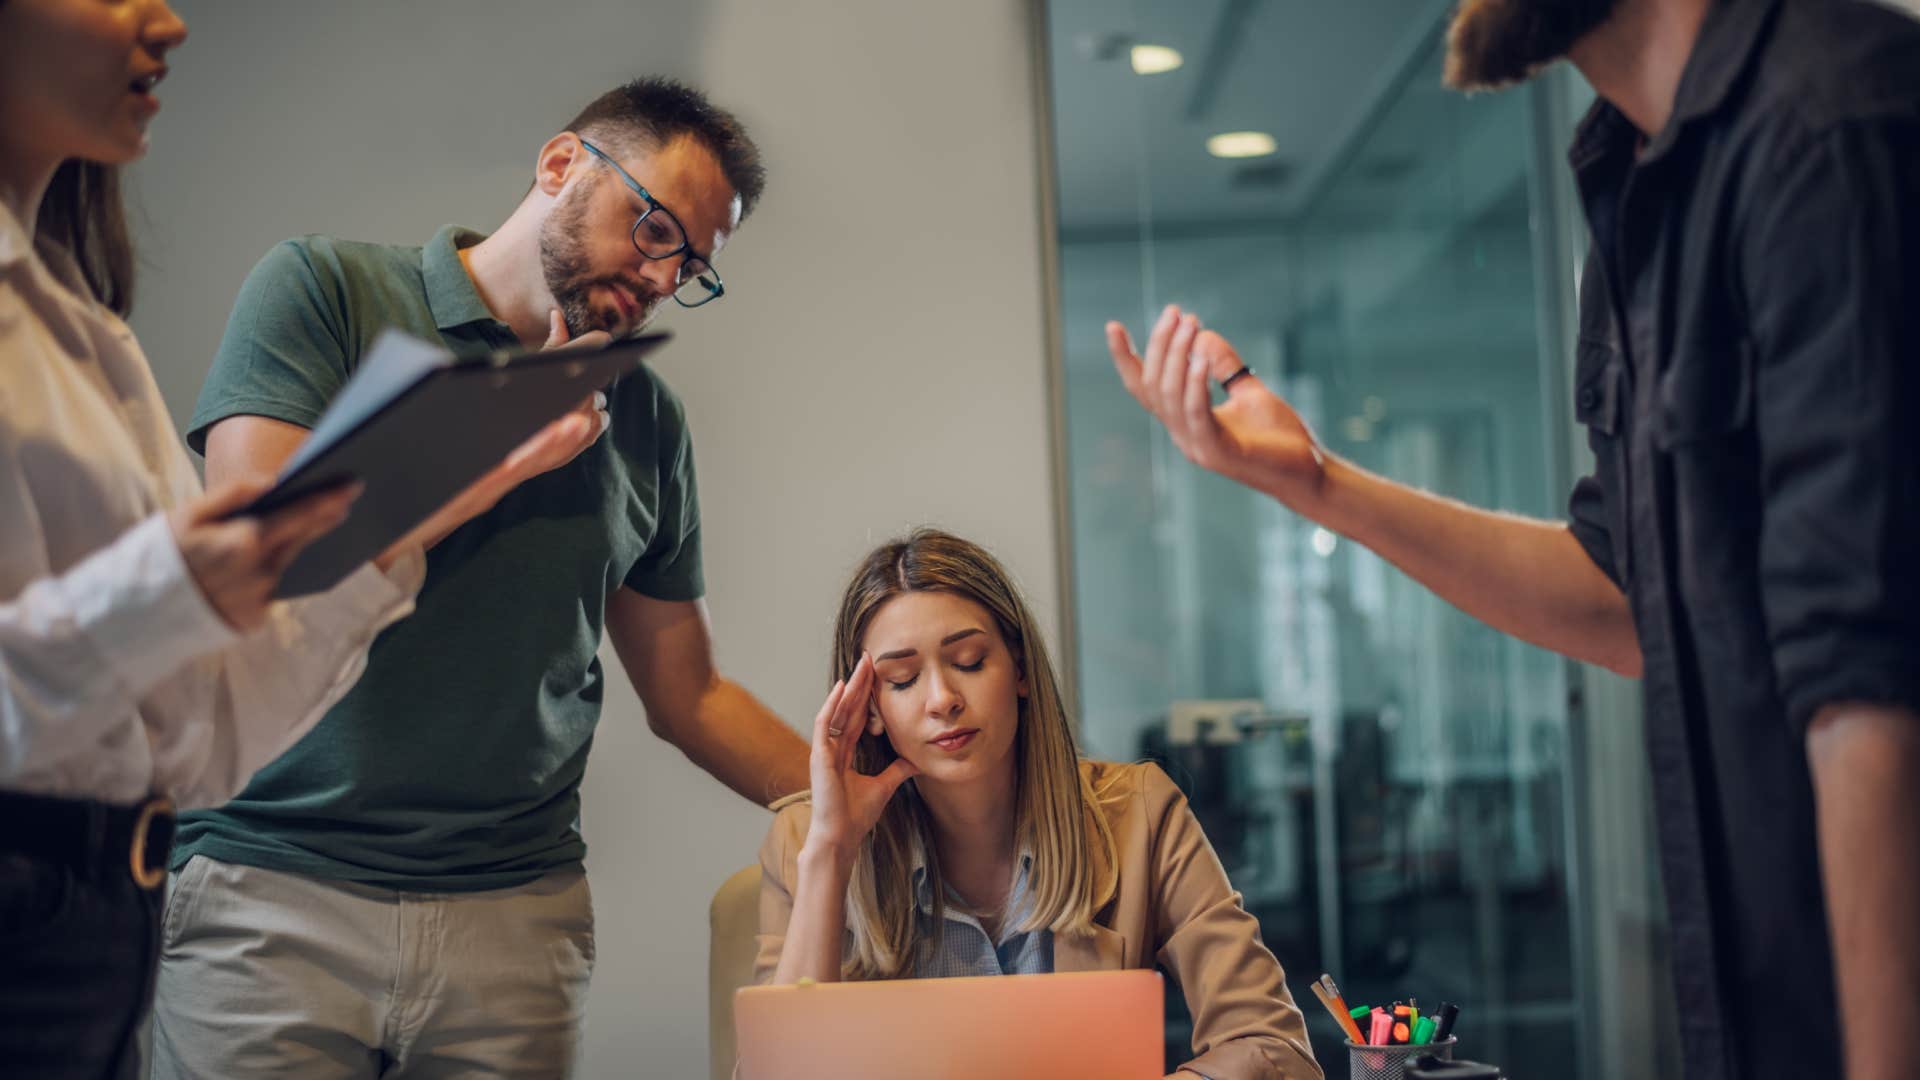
[577,137,726,309]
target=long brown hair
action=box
[828,529,1117,980]
[36,160,135,316]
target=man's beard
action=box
[1444,0,1621,92]
[538,181,660,337]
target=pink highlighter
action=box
[1369,1007,1393,1047]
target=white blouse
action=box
[0,199,423,809]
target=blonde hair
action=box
[828,529,1118,981]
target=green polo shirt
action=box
[174,226,703,890]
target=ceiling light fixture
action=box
[1207,131,1278,159]
[1130,44,1183,75]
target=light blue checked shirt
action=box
[907,845,1054,978]
[902,846,1214,1078]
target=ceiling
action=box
[1045,0,1461,233]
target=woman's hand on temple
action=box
[801,653,919,863]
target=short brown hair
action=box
[563,76,767,219]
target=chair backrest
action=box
[709,864,763,1080]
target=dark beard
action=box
[1443,0,1621,91]
[538,180,659,337]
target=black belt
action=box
[0,789,176,891]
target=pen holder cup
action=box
[1346,1036,1456,1080]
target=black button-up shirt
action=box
[1564,1,1920,1077]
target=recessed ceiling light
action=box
[1130,44,1183,75]
[1207,131,1278,159]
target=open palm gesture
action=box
[1106,305,1327,508]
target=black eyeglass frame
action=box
[577,137,725,309]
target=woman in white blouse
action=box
[0,2,607,1074]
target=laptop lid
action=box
[733,969,1164,1080]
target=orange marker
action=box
[1313,974,1367,1045]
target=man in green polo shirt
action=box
[150,78,809,1077]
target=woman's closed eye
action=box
[886,657,986,692]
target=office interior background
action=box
[125,1,1919,1077]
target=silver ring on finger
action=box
[827,726,844,738]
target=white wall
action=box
[131,3,1059,1076]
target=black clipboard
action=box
[239,327,670,598]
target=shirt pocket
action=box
[1652,337,1754,450]
[1572,336,1634,582]
[1574,337,1625,436]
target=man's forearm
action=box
[1808,703,1920,1080]
[1294,454,1642,676]
[658,678,809,805]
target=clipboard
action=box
[238,327,670,598]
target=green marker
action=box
[1349,1005,1371,1021]
[1412,1016,1436,1045]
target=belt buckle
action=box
[129,796,175,890]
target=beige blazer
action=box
[754,760,1324,1080]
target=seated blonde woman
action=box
[754,530,1322,1080]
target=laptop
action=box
[733,969,1164,1079]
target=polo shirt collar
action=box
[1568,0,1780,171]
[422,224,500,332]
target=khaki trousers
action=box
[150,855,594,1079]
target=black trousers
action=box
[0,851,164,1079]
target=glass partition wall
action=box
[1040,2,1682,1076]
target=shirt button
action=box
[1578,386,1600,412]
